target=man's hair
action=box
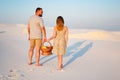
[36,7,42,13]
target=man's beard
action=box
[39,14,42,17]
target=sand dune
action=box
[22,25,120,42]
[69,30,120,41]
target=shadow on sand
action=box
[0,31,6,34]
[64,41,86,57]
[41,41,92,66]
[63,42,93,68]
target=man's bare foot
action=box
[28,62,32,65]
[35,63,41,66]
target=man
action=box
[28,7,47,66]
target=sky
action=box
[0,0,120,30]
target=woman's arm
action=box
[48,27,57,41]
[65,27,68,45]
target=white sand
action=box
[0,24,120,80]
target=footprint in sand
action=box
[7,69,29,80]
[18,65,35,73]
[0,73,8,80]
[7,69,20,80]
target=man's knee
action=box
[29,47,34,51]
[36,46,40,51]
[36,49,40,53]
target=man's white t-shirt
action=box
[28,15,44,39]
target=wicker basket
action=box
[41,42,53,56]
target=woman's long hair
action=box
[56,16,64,31]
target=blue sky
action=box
[0,0,120,30]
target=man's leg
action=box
[28,39,35,65]
[35,39,42,66]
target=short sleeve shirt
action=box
[28,15,44,39]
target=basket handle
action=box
[42,41,52,46]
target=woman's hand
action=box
[47,38,50,42]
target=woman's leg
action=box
[58,55,63,70]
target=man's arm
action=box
[41,26,47,41]
[65,27,68,45]
[28,22,30,40]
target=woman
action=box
[47,16,68,70]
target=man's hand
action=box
[41,27,47,42]
[28,36,30,40]
[43,37,47,42]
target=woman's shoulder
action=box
[64,26,68,31]
[53,26,68,31]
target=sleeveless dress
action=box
[53,27,67,55]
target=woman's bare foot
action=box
[35,63,41,66]
[57,68,62,70]
[57,64,63,70]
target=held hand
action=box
[28,36,30,40]
[46,38,51,42]
[43,37,47,42]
